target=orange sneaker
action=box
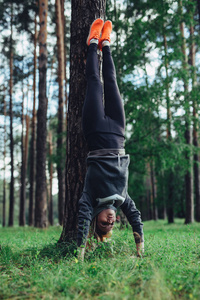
[98,20,112,50]
[86,18,104,46]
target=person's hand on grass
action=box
[136,242,144,258]
[77,246,85,262]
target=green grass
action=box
[0,220,200,300]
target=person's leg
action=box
[102,46,125,129]
[100,21,125,129]
[82,20,105,137]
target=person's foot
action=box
[98,20,112,50]
[86,18,104,46]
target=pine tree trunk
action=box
[35,0,48,228]
[48,132,53,225]
[24,114,30,211]
[166,170,174,223]
[8,4,14,227]
[189,6,200,222]
[164,33,171,140]
[163,31,174,223]
[146,162,152,220]
[179,0,194,224]
[59,0,106,243]
[185,127,194,224]
[29,10,37,226]
[55,0,65,225]
[150,160,158,220]
[3,86,7,227]
[61,0,68,127]
[19,80,25,226]
[160,171,167,219]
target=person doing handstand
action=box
[77,19,144,260]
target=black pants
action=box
[82,44,125,151]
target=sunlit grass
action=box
[0,220,200,299]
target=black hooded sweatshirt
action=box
[77,154,144,247]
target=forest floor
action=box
[0,219,200,300]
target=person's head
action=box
[88,208,116,244]
[96,208,116,235]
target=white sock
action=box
[90,38,98,44]
[102,40,110,48]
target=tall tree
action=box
[162,4,174,223]
[19,75,26,226]
[3,85,7,227]
[29,9,37,226]
[179,0,194,224]
[189,1,200,222]
[35,0,48,228]
[48,131,53,225]
[61,0,69,126]
[59,0,106,243]
[8,3,14,227]
[150,160,158,220]
[55,0,65,225]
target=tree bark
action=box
[8,3,14,227]
[163,30,174,223]
[35,0,48,228]
[150,160,158,220]
[145,164,152,220]
[59,0,68,127]
[59,0,106,243]
[166,170,174,223]
[179,0,194,224]
[19,78,26,226]
[48,131,53,225]
[55,0,65,225]
[3,85,7,227]
[24,114,30,215]
[29,10,37,226]
[189,3,200,222]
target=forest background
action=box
[1,0,200,232]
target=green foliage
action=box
[0,221,200,299]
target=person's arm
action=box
[120,194,144,257]
[77,192,93,261]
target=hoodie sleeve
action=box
[120,194,144,243]
[77,192,93,247]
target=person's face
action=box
[97,209,116,233]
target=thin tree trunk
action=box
[35,0,48,228]
[163,33,171,140]
[59,0,106,243]
[24,114,30,215]
[29,10,37,226]
[163,31,174,223]
[185,128,194,224]
[8,3,14,227]
[3,85,7,227]
[55,0,65,225]
[189,4,200,222]
[160,171,167,219]
[150,160,158,220]
[179,0,194,224]
[48,131,53,225]
[144,69,155,221]
[19,78,26,226]
[166,170,174,223]
[60,0,68,127]
[146,163,152,220]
